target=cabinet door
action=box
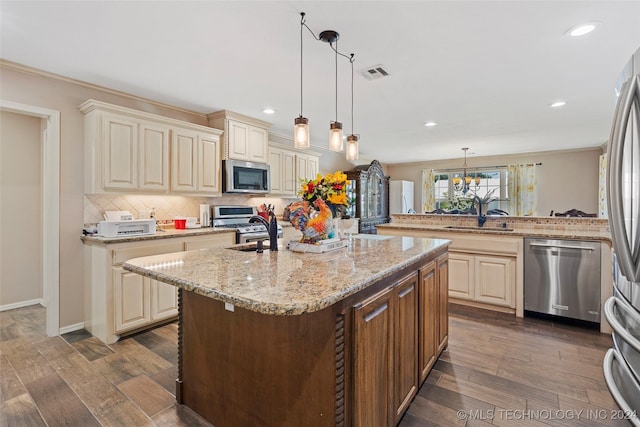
[353,287,393,427]
[282,150,297,195]
[307,155,319,180]
[394,272,419,423]
[448,252,474,300]
[474,255,515,308]
[269,148,297,196]
[296,155,309,182]
[114,267,150,333]
[247,126,268,163]
[418,261,438,382]
[150,280,178,321]
[437,254,449,353]
[138,122,169,191]
[228,120,250,160]
[170,129,198,192]
[268,148,284,194]
[102,114,138,190]
[198,133,221,194]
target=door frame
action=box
[0,100,60,337]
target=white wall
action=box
[387,148,603,217]
[0,111,42,305]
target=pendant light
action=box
[321,30,343,152]
[346,54,359,161]
[294,12,310,149]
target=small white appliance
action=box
[97,219,156,237]
[200,204,211,227]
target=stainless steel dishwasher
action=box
[524,238,601,323]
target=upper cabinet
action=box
[80,100,222,195]
[207,110,271,163]
[267,139,321,197]
[170,129,221,194]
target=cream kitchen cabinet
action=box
[377,228,520,312]
[80,99,222,195]
[268,146,297,196]
[170,128,221,194]
[296,152,319,182]
[83,231,235,344]
[207,110,271,163]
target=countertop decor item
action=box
[298,170,350,218]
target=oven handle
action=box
[240,233,270,244]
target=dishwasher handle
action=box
[528,242,595,251]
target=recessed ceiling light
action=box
[566,22,599,37]
[550,101,566,108]
[424,121,437,127]
[263,108,275,115]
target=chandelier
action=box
[451,148,480,194]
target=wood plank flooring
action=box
[0,304,625,426]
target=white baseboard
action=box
[0,298,44,312]
[59,322,85,335]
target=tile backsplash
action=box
[84,194,298,226]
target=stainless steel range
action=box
[212,205,282,244]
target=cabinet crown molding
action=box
[79,99,223,136]
[206,109,272,129]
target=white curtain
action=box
[507,164,537,216]
[421,169,435,213]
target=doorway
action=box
[0,100,60,336]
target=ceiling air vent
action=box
[360,64,390,80]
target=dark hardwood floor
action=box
[0,304,624,426]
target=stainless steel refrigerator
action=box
[603,46,640,424]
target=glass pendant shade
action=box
[294,116,310,149]
[329,121,344,151]
[346,134,359,160]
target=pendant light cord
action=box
[334,41,338,122]
[300,13,305,116]
[351,54,354,134]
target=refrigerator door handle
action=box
[602,349,640,427]
[604,297,640,354]
[607,74,640,282]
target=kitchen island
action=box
[123,235,450,427]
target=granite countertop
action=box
[377,221,612,244]
[81,227,235,244]
[123,235,450,316]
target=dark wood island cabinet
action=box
[124,236,449,427]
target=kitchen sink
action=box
[444,225,514,232]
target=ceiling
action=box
[2,1,640,164]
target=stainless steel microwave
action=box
[223,159,270,194]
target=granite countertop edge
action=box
[376,223,612,244]
[123,240,450,316]
[81,227,235,244]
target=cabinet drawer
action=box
[113,242,183,265]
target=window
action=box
[433,168,509,213]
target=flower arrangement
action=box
[299,171,350,217]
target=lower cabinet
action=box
[84,232,235,344]
[449,252,515,308]
[352,254,447,427]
